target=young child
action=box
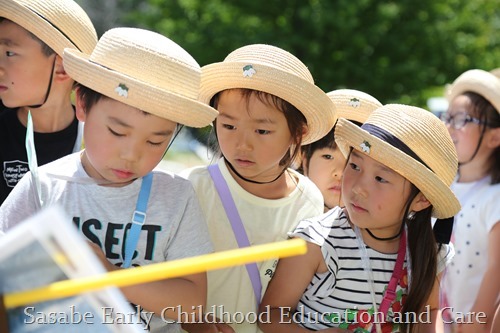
[441,69,500,333]
[181,44,337,333]
[259,104,461,333]
[0,27,219,332]
[300,89,382,212]
[0,0,98,204]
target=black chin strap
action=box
[27,55,57,109]
[366,222,404,241]
[224,157,287,185]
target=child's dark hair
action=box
[75,84,107,113]
[401,185,437,333]
[0,18,55,57]
[299,120,361,174]
[463,92,500,184]
[209,88,307,167]
[299,127,336,174]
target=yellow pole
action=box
[4,238,306,309]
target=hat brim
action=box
[446,69,500,114]
[335,118,460,219]
[200,62,336,144]
[63,48,218,128]
[0,1,94,55]
[327,89,382,124]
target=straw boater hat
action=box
[335,104,460,219]
[490,68,500,79]
[446,69,500,114]
[327,89,382,124]
[199,44,337,144]
[0,0,97,55]
[63,28,218,128]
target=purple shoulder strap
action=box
[208,164,262,307]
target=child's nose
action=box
[235,132,252,151]
[351,178,368,198]
[120,142,141,162]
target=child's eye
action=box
[349,162,359,171]
[222,124,235,130]
[108,127,124,137]
[5,51,15,57]
[375,176,388,183]
[256,129,271,135]
[147,141,164,147]
[322,154,333,160]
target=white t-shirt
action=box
[445,177,500,314]
[0,152,213,333]
[182,158,324,333]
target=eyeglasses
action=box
[440,112,485,130]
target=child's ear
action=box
[302,125,309,139]
[75,88,87,122]
[53,55,70,81]
[486,127,500,149]
[410,192,431,213]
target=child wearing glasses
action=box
[441,69,500,333]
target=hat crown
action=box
[327,89,381,124]
[89,28,201,101]
[224,44,315,84]
[446,69,500,114]
[10,0,97,54]
[366,104,458,187]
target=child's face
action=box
[304,146,345,210]
[76,95,177,186]
[215,89,293,182]
[445,95,492,165]
[342,150,411,236]
[0,20,55,108]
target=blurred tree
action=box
[76,0,500,107]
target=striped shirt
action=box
[290,207,452,332]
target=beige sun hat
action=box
[327,89,382,124]
[335,104,460,219]
[490,68,500,79]
[0,0,97,55]
[199,44,337,144]
[446,69,500,114]
[63,28,218,128]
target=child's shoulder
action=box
[151,168,197,190]
[291,207,352,244]
[39,152,81,174]
[178,163,209,180]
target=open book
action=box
[0,205,143,332]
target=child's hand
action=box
[86,241,118,272]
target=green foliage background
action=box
[79,0,500,107]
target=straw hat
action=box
[490,68,500,79]
[335,104,460,219]
[0,0,97,55]
[199,44,337,144]
[63,28,218,128]
[327,89,382,124]
[446,69,500,114]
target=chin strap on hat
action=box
[27,55,57,109]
